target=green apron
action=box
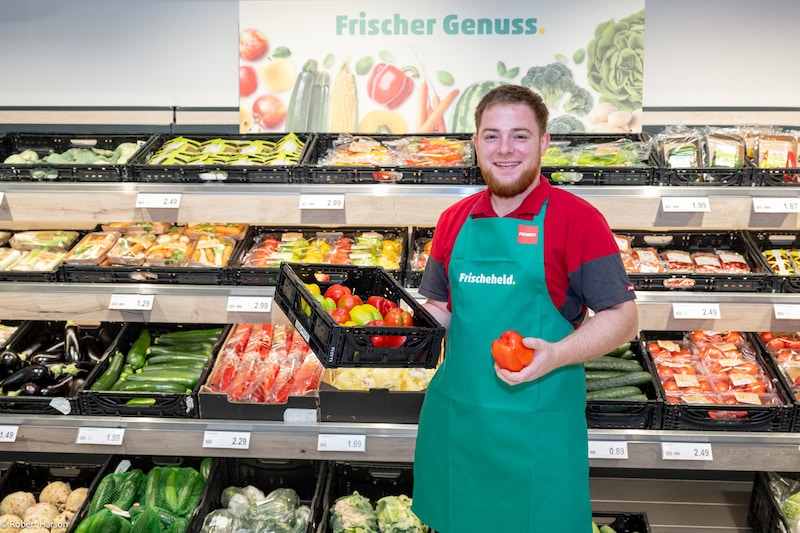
[412,199,591,532]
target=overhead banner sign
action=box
[239,0,645,135]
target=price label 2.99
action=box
[226,296,272,313]
[202,431,251,450]
[299,194,345,210]
[588,440,629,459]
[317,434,366,452]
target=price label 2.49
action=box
[672,303,721,320]
[661,442,713,461]
[135,193,182,209]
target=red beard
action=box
[480,162,540,198]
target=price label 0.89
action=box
[672,302,721,320]
[108,294,154,311]
[317,434,366,452]
[76,427,125,446]
[662,197,711,213]
[202,431,251,450]
[753,197,800,214]
[0,425,18,443]
[661,442,713,461]
[588,440,629,460]
[135,193,182,209]
[299,194,345,210]
[226,296,272,313]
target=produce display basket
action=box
[748,471,797,533]
[0,132,156,182]
[127,133,311,183]
[0,321,123,416]
[196,458,327,533]
[405,226,434,289]
[585,340,664,430]
[642,331,794,432]
[592,511,653,533]
[231,225,409,286]
[618,229,771,292]
[318,379,427,424]
[275,263,445,368]
[752,331,800,432]
[299,133,476,184]
[752,164,800,187]
[744,230,800,293]
[79,322,227,418]
[659,154,754,186]
[316,461,419,533]
[529,133,659,186]
[61,261,238,285]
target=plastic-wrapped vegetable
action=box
[200,508,243,533]
[375,495,429,533]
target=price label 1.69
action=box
[0,425,18,443]
[588,440,629,459]
[202,431,251,450]
[672,302,721,320]
[661,442,713,461]
[76,427,125,446]
[108,294,154,311]
[317,434,366,452]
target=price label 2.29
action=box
[0,425,18,443]
[202,431,251,450]
[588,440,629,460]
[672,302,721,320]
[317,434,366,452]
[661,442,713,461]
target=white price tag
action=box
[588,440,629,459]
[774,304,800,320]
[753,197,800,214]
[0,425,18,442]
[299,194,345,210]
[202,430,251,450]
[226,296,272,313]
[135,193,182,209]
[662,197,711,212]
[661,442,713,461]
[0,193,4,204]
[317,434,366,452]
[672,302,721,320]
[108,294,154,311]
[76,427,125,446]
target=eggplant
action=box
[43,339,65,354]
[67,376,85,397]
[64,321,83,363]
[18,328,56,358]
[81,335,104,362]
[97,325,119,350]
[40,374,75,397]
[1,364,49,392]
[30,352,65,366]
[0,350,23,379]
[18,382,41,396]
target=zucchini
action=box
[604,342,632,357]
[113,381,190,393]
[144,354,209,366]
[154,328,223,346]
[124,373,198,388]
[586,371,653,392]
[583,356,642,372]
[146,344,212,357]
[586,386,645,400]
[138,361,206,374]
[285,59,318,131]
[125,329,151,370]
[90,351,125,391]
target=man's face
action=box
[473,103,550,198]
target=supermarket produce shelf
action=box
[0,282,797,332]
[0,412,799,472]
[0,182,797,230]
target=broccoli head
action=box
[563,86,594,117]
[547,115,586,134]
[520,62,576,109]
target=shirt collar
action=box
[472,176,553,218]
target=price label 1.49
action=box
[672,302,721,320]
[661,442,713,461]
[108,294,154,311]
[202,430,251,450]
[0,425,18,443]
[135,193,182,209]
[588,440,629,460]
[226,296,272,313]
[299,194,345,210]
[662,197,711,213]
[76,427,125,446]
[317,434,366,452]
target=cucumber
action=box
[154,328,223,346]
[147,344,212,357]
[586,371,653,392]
[113,381,191,393]
[585,370,629,381]
[604,342,632,357]
[583,356,642,372]
[144,354,210,366]
[586,386,645,400]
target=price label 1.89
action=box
[588,440,629,459]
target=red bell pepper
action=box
[368,320,406,348]
[384,306,413,327]
[366,63,414,110]
[367,295,397,317]
[491,330,534,372]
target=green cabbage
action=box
[375,495,429,533]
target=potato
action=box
[38,481,71,511]
[64,487,87,513]
[0,492,35,518]
[22,502,58,529]
[0,514,21,533]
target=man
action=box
[411,85,638,532]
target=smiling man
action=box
[411,85,638,533]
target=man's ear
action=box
[540,131,551,153]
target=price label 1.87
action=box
[588,440,629,460]
[753,197,800,214]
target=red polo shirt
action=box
[418,178,635,326]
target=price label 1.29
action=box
[108,294,154,311]
[672,302,721,320]
[299,194,345,210]
[317,434,366,452]
[588,440,629,460]
[226,296,272,313]
[76,427,125,446]
[662,197,711,213]
[0,425,18,443]
[202,431,251,450]
[135,193,182,209]
[661,442,713,461]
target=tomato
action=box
[327,307,351,324]
[723,331,743,345]
[766,338,785,351]
[759,331,774,343]
[368,319,406,348]
[324,283,352,304]
[491,330,534,372]
[252,94,287,130]
[662,379,679,392]
[336,294,363,313]
[384,307,413,327]
[367,296,397,317]
[239,28,268,61]
[239,65,258,97]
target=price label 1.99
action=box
[588,440,629,460]
[202,431,251,450]
[299,194,345,210]
[753,197,800,214]
[672,302,721,320]
[0,425,18,443]
[108,294,154,311]
[661,442,713,461]
[662,197,711,213]
[76,427,125,446]
[317,434,366,452]
[135,193,182,209]
[226,296,272,313]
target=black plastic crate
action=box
[80,323,227,418]
[318,380,427,424]
[642,331,794,432]
[751,331,800,432]
[586,340,664,430]
[300,133,476,184]
[592,511,652,533]
[753,165,800,186]
[62,262,237,285]
[405,226,434,289]
[128,133,310,183]
[748,471,797,533]
[529,133,658,186]
[660,155,754,186]
[232,226,408,286]
[619,229,771,292]
[0,321,123,416]
[275,263,445,368]
[0,132,155,182]
[196,458,326,533]
[745,230,800,293]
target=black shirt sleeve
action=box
[418,256,449,303]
